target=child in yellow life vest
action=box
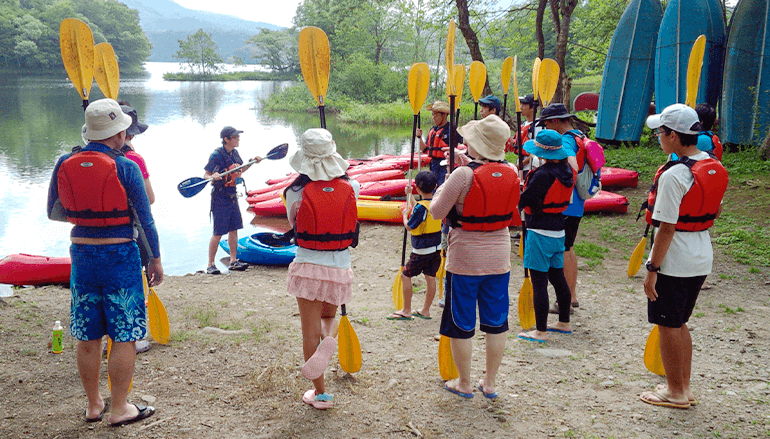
[387,171,442,320]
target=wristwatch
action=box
[645,261,660,273]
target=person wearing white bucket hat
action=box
[47,98,162,426]
[283,128,360,410]
[429,115,520,400]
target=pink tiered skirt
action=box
[287,262,353,306]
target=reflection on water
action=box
[0,62,411,295]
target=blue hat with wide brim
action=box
[523,129,569,160]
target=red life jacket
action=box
[711,134,723,161]
[425,124,450,159]
[56,149,131,227]
[449,162,520,231]
[295,179,359,250]
[645,154,728,232]
[507,123,531,154]
[523,166,576,215]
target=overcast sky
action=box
[172,0,302,28]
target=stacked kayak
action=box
[0,254,71,286]
[584,191,630,214]
[601,167,639,188]
[219,232,297,265]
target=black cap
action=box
[519,94,538,106]
[120,105,148,136]
[536,103,575,126]
[220,126,243,138]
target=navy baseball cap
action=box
[220,126,243,138]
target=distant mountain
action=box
[119,0,284,62]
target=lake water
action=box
[0,62,411,295]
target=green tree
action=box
[174,29,222,76]
[12,13,45,67]
[246,28,299,72]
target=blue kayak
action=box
[596,0,662,143]
[721,0,770,147]
[219,232,297,266]
[654,0,726,110]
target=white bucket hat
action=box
[290,129,350,181]
[82,99,132,141]
[457,114,510,161]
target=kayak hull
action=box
[219,233,297,266]
[584,191,630,214]
[601,167,639,188]
[0,254,71,286]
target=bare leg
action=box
[447,337,473,394]
[77,339,105,420]
[681,323,694,400]
[655,325,690,405]
[227,231,238,263]
[563,248,578,304]
[420,275,436,317]
[208,234,223,267]
[481,332,506,394]
[320,302,339,339]
[297,298,327,394]
[106,341,139,423]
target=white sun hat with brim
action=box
[81,99,132,142]
[290,128,350,181]
[456,114,510,162]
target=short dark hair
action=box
[695,103,716,131]
[660,125,698,147]
[414,170,437,194]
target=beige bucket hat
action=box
[290,129,350,181]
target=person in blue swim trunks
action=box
[516,130,575,343]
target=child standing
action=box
[387,171,441,320]
[517,130,575,343]
[284,129,360,410]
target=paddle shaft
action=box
[474,102,478,120]
[517,109,529,279]
[502,94,508,122]
[449,95,456,174]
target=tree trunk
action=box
[550,0,578,104]
[455,0,492,95]
[535,0,547,60]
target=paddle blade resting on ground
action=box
[59,18,94,106]
[537,58,560,106]
[438,335,459,380]
[338,305,361,373]
[298,26,330,106]
[685,34,707,108]
[628,237,647,277]
[644,325,666,376]
[518,276,536,330]
[392,267,404,310]
[501,56,513,96]
[94,42,119,100]
[408,63,431,115]
[469,60,486,103]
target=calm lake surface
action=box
[0,62,411,295]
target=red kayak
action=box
[584,190,629,214]
[262,155,428,187]
[601,167,639,188]
[0,254,71,286]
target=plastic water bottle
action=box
[52,321,63,354]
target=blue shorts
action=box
[212,195,243,236]
[439,271,510,339]
[523,231,565,272]
[69,242,146,342]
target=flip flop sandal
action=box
[444,383,474,399]
[517,332,547,343]
[546,327,573,334]
[655,384,698,406]
[84,402,109,423]
[109,404,156,427]
[386,313,413,321]
[412,311,432,320]
[639,391,690,409]
[477,380,498,399]
[302,389,334,409]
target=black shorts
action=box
[403,251,441,278]
[564,215,581,250]
[648,273,707,328]
[212,195,243,236]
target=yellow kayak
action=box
[357,197,405,223]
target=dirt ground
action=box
[2,184,770,439]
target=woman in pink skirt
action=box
[284,129,360,410]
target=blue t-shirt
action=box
[561,129,584,217]
[47,143,160,259]
[407,202,441,250]
[204,147,243,197]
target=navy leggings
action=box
[530,267,571,332]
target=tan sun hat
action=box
[457,114,510,161]
[82,98,132,141]
[290,129,350,181]
[426,101,450,114]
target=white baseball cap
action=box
[646,103,702,135]
[82,99,132,141]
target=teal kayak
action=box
[655,0,726,110]
[596,0,662,143]
[220,232,297,266]
[721,0,770,147]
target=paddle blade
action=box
[148,287,170,344]
[512,56,521,113]
[644,325,666,376]
[445,20,456,90]
[685,35,706,108]
[537,58,560,107]
[453,64,466,105]
[266,143,289,160]
[59,18,95,102]
[436,255,446,299]
[438,335,459,380]
[94,42,119,100]
[298,26,330,106]
[408,63,431,115]
[518,277,536,330]
[501,56,513,96]
[531,58,541,102]
[338,314,362,373]
[469,61,486,103]
[177,177,208,198]
[392,267,404,310]
[627,236,647,277]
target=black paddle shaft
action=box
[449,95,456,174]
[516,109,528,276]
